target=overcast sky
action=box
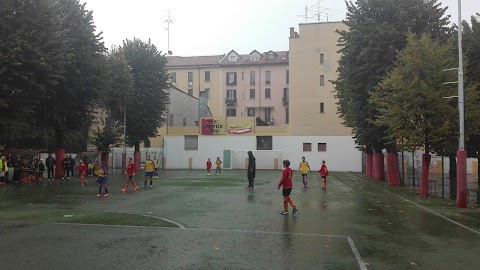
[83,0,480,56]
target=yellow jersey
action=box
[215,159,222,168]
[145,160,155,172]
[153,159,158,169]
[299,161,310,174]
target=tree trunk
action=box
[374,148,384,181]
[420,154,431,197]
[134,143,141,170]
[101,152,109,173]
[366,151,373,177]
[55,148,65,178]
[449,154,457,200]
[54,125,65,178]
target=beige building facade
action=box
[288,22,352,136]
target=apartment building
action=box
[166,55,223,117]
[288,22,352,136]
[220,50,289,125]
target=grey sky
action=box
[83,0,480,56]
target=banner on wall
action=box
[227,117,254,134]
[201,118,226,135]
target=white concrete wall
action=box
[164,135,361,172]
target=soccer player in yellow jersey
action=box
[215,157,222,175]
[144,155,155,188]
[298,156,311,188]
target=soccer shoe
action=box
[134,186,139,191]
[208,173,210,175]
[142,185,146,188]
[281,211,289,215]
[104,193,111,197]
[293,207,299,215]
[121,188,127,193]
[96,194,102,197]
[150,185,153,188]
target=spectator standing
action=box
[246,151,256,189]
[46,154,55,180]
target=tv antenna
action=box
[297,0,344,23]
[164,10,173,55]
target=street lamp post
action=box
[456,0,467,208]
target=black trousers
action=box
[248,176,254,188]
[47,167,55,179]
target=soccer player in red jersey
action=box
[318,160,329,190]
[278,160,299,215]
[78,159,87,186]
[122,158,139,192]
[206,158,212,175]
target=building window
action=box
[286,70,289,84]
[188,72,193,83]
[205,71,210,82]
[188,89,193,96]
[286,107,289,124]
[171,72,176,82]
[318,143,327,152]
[226,109,237,116]
[265,108,272,122]
[169,114,174,126]
[227,89,236,99]
[247,108,255,117]
[320,54,325,64]
[183,118,186,126]
[320,75,325,86]
[257,136,273,150]
[200,88,210,99]
[265,88,271,98]
[227,72,237,86]
[251,56,259,61]
[250,71,256,85]
[267,53,275,60]
[229,55,237,62]
[250,89,255,99]
[265,71,271,85]
[303,143,312,152]
[320,102,325,113]
[184,135,198,151]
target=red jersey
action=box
[127,162,136,176]
[78,163,87,175]
[318,164,329,177]
[278,167,293,189]
[206,160,212,169]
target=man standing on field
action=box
[246,151,256,190]
[298,157,311,188]
[144,155,155,188]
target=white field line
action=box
[2,220,367,270]
[345,172,480,236]
[347,236,369,270]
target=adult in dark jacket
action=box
[63,156,70,179]
[246,151,256,189]
[69,155,75,178]
[45,154,55,180]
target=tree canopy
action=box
[334,0,451,153]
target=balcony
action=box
[265,80,271,85]
[282,96,289,105]
[250,80,255,86]
[226,81,236,86]
[225,98,237,106]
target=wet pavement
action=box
[1,170,480,269]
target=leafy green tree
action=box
[117,38,170,151]
[463,14,480,186]
[0,0,67,148]
[371,33,480,196]
[91,118,124,151]
[334,0,451,155]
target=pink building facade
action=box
[220,50,289,125]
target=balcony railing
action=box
[282,96,289,105]
[225,98,237,106]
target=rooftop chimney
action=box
[289,27,295,38]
